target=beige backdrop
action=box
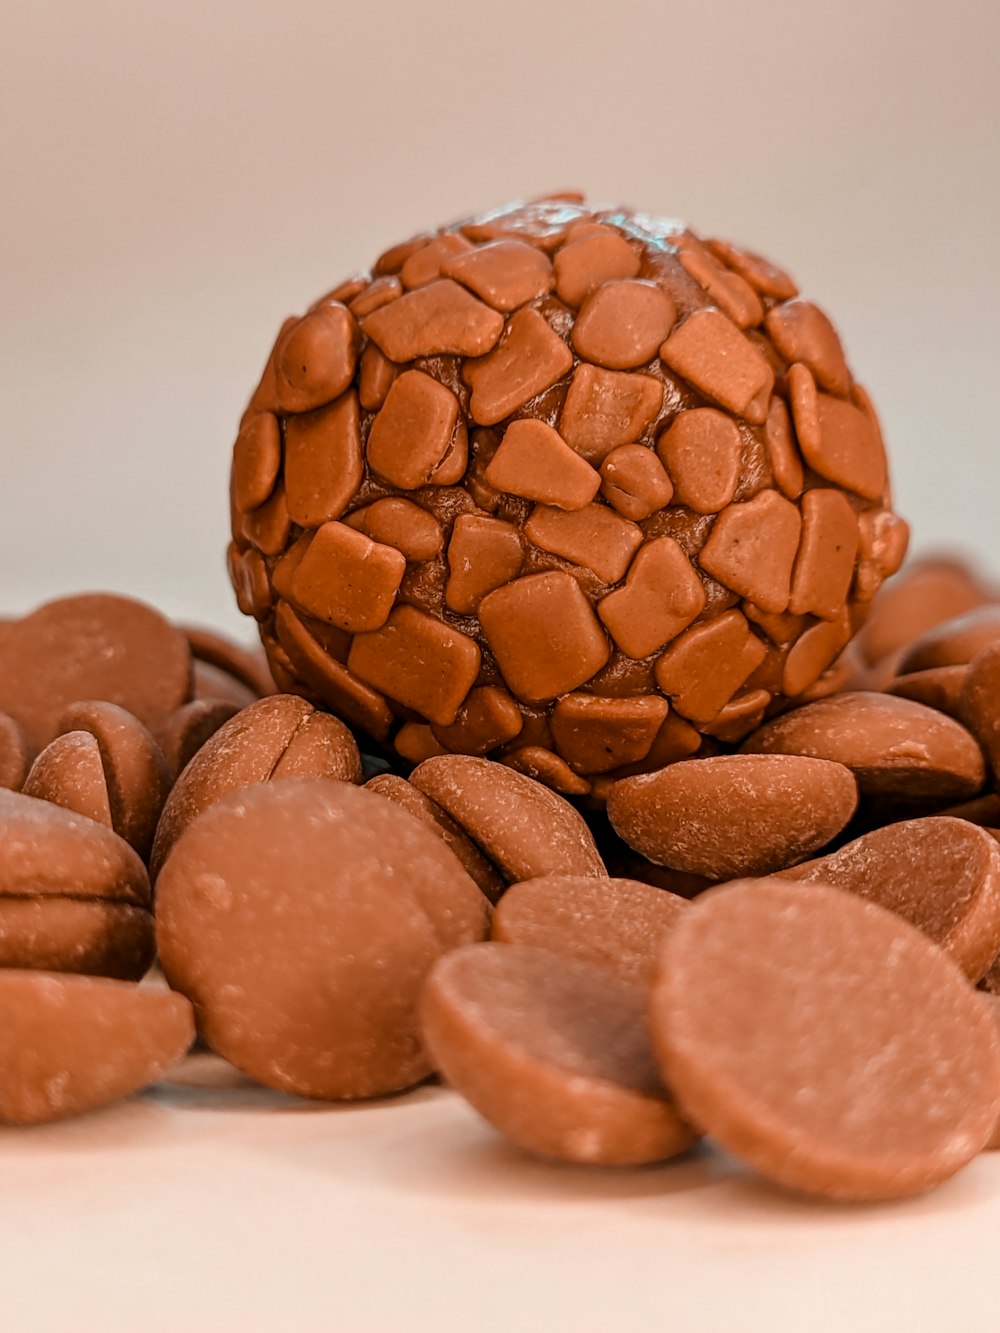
[2,0,998,633]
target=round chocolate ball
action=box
[228,193,908,797]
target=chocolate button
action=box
[409,755,606,883]
[0,711,28,791]
[364,773,504,903]
[0,972,194,1125]
[782,817,1000,981]
[150,695,361,879]
[157,779,490,1099]
[492,875,689,988]
[0,593,192,757]
[650,878,1000,1200]
[0,900,154,980]
[742,690,985,800]
[608,753,858,878]
[898,605,1000,675]
[420,943,696,1165]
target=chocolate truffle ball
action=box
[228,193,908,796]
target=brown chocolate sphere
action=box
[227,193,908,797]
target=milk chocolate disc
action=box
[420,942,696,1165]
[0,593,192,756]
[650,878,1000,1200]
[607,753,857,878]
[0,971,193,1124]
[150,695,361,879]
[0,711,28,791]
[0,788,150,907]
[491,875,689,988]
[156,778,490,1099]
[741,691,985,800]
[780,817,1000,981]
[409,755,606,883]
[0,898,155,980]
[364,774,504,902]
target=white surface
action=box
[3,2,1000,1328]
[4,1052,998,1333]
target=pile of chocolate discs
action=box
[3,194,1000,1204]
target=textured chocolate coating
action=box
[0,971,193,1124]
[228,197,907,793]
[650,878,1000,1200]
[420,942,696,1165]
[607,753,858,878]
[156,778,490,1099]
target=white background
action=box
[2,0,998,633]
[2,2,999,1328]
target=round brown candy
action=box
[650,877,1000,1200]
[0,788,150,907]
[364,774,504,903]
[855,557,993,668]
[0,788,153,978]
[57,701,171,861]
[156,698,241,779]
[741,691,985,801]
[0,971,193,1124]
[23,730,112,827]
[156,778,490,1099]
[896,604,1000,676]
[492,875,689,989]
[0,899,155,980]
[180,624,275,699]
[607,753,857,879]
[0,593,192,756]
[958,641,1000,782]
[229,197,906,790]
[0,710,29,791]
[420,942,696,1165]
[150,694,361,879]
[409,755,606,883]
[780,816,1000,981]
